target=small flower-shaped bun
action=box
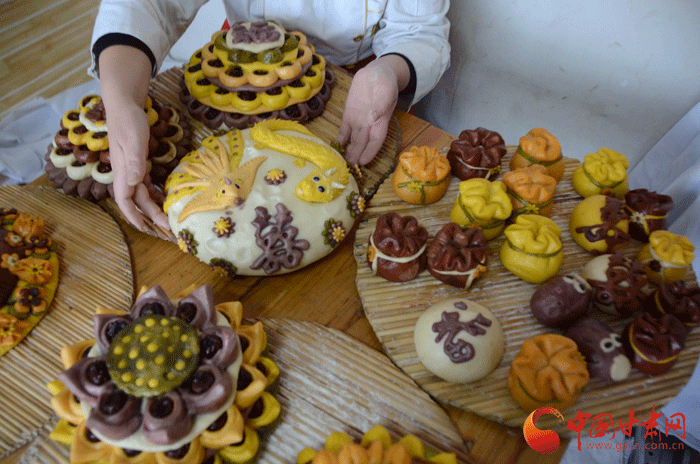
[449,178,512,240]
[500,214,563,284]
[508,334,589,412]
[572,148,629,199]
[638,230,695,285]
[502,164,557,218]
[511,128,563,181]
[392,145,451,205]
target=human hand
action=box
[335,55,409,166]
[98,45,170,231]
[105,100,169,231]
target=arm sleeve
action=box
[371,0,451,107]
[89,0,210,78]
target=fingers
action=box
[134,183,171,230]
[343,115,390,166]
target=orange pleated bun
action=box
[392,145,451,205]
[511,128,564,182]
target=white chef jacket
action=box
[89,0,450,107]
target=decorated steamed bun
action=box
[391,145,451,205]
[48,284,281,464]
[180,20,334,130]
[529,274,592,329]
[646,280,700,327]
[45,94,192,201]
[367,212,428,282]
[572,148,629,199]
[565,317,631,383]
[449,178,512,240]
[569,194,630,254]
[508,334,589,412]
[622,311,688,375]
[502,164,557,218]
[414,298,504,383]
[297,425,457,464]
[164,120,361,277]
[624,189,674,242]
[426,223,487,289]
[581,252,648,318]
[446,127,507,181]
[500,214,563,284]
[510,128,564,182]
[637,230,695,286]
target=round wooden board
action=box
[19,318,471,464]
[113,64,401,242]
[0,186,133,457]
[353,149,700,437]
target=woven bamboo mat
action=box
[19,318,471,464]
[353,149,700,437]
[0,186,133,457]
[108,64,401,242]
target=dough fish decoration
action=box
[169,138,267,223]
[249,119,350,203]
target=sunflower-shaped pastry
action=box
[572,148,629,199]
[47,284,280,464]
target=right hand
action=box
[98,45,170,231]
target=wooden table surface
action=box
[0,111,568,464]
[1,0,567,461]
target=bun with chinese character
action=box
[414,298,504,383]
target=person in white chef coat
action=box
[88,0,450,231]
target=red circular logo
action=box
[523,407,565,454]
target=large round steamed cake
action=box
[164,120,362,276]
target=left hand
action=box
[335,55,410,166]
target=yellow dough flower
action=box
[500,214,563,283]
[638,230,695,285]
[449,178,512,240]
[572,148,629,198]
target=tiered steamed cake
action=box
[45,94,192,201]
[48,284,281,464]
[181,20,334,130]
[0,208,59,356]
[297,425,457,464]
[164,120,361,277]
